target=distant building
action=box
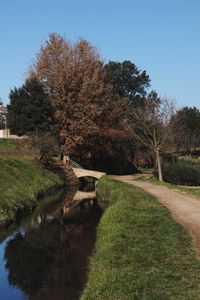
[0,102,9,138]
[0,102,7,114]
[0,102,24,139]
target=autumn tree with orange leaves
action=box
[28,33,133,171]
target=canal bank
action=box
[81,177,200,299]
[0,157,68,226]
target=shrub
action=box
[157,160,200,186]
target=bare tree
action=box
[0,99,7,130]
[133,94,175,181]
[29,132,60,161]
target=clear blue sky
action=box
[0,0,200,108]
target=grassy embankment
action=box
[0,138,25,155]
[82,177,200,299]
[0,139,19,151]
[0,139,64,225]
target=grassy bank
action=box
[81,177,200,299]
[0,157,64,225]
[0,138,34,158]
[0,138,23,153]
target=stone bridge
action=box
[72,167,105,180]
[73,190,96,201]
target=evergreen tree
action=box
[8,78,52,136]
[171,106,200,154]
[103,60,150,106]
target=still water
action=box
[0,185,101,300]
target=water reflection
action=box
[1,186,101,300]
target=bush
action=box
[158,160,200,186]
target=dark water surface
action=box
[0,186,101,300]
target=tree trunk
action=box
[156,150,163,182]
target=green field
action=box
[0,157,63,225]
[81,177,200,299]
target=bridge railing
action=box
[68,158,83,169]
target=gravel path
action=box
[111,175,200,258]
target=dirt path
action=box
[111,175,200,258]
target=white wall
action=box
[0,129,10,138]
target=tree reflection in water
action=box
[4,195,102,300]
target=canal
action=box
[0,184,102,300]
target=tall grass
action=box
[0,139,21,152]
[0,138,33,157]
[81,177,200,299]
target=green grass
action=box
[138,167,154,174]
[138,175,200,198]
[0,138,22,152]
[0,157,63,225]
[81,177,200,299]
[0,138,32,158]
